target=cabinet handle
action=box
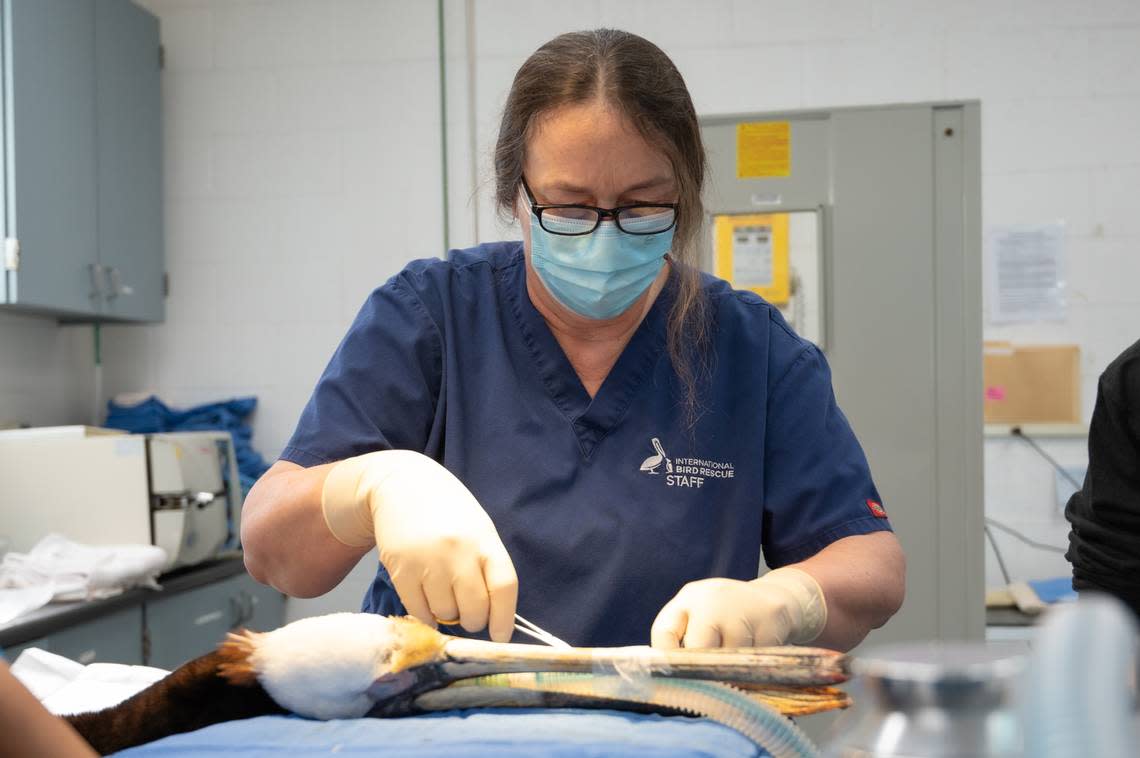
[228,595,243,629]
[241,591,255,626]
[228,591,255,629]
[106,266,135,299]
[88,263,108,299]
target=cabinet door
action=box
[241,574,287,633]
[145,574,285,670]
[95,0,163,322]
[5,607,144,665]
[2,0,100,316]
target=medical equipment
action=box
[417,672,821,758]
[824,595,1139,756]
[513,613,571,648]
[0,427,240,570]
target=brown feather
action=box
[64,635,285,756]
[216,629,262,686]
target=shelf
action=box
[984,423,1087,439]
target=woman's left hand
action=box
[650,568,827,649]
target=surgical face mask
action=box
[528,212,674,320]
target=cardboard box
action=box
[983,342,1080,424]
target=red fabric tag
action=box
[866,499,888,518]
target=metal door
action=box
[701,103,984,647]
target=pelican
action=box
[639,437,668,474]
[65,614,850,755]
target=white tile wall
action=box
[100,0,443,472]
[0,313,93,429]
[4,0,1139,610]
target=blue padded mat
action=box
[1027,577,1078,604]
[112,709,769,757]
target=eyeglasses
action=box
[521,177,678,237]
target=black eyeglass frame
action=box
[521,176,679,237]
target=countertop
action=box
[0,552,248,648]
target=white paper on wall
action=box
[986,223,1067,324]
[731,224,774,287]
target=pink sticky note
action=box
[985,386,1006,401]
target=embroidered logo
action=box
[639,437,672,474]
[640,436,734,489]
[866,499,888,518]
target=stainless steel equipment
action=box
[0,427,239,569]
[824,643,1026,757]
[826,595,1140,758]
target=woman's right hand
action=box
[321,450,518,642]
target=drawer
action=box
[145,572,284,670]
[4,606,143,665]
[240,574,286,633]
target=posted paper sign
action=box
[986,223,1066,324]
[736,121,791,178]
[712,213,790,304]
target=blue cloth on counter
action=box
[112,710,767,757]
[1028,577,1079,604]
[105,395,270,496]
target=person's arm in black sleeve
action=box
[1065,339,1140,617]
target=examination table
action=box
[111,709,768,757]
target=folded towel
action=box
[10,647,168,715]
[0,534,167,624]
[0,585,54,626]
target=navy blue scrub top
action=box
[281,242,892,647]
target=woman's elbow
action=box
[242,539,270,586]
[875,542,907,627]
[239,472,289,590]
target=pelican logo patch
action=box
[640,436,734,488]
[866,499,888,518]
[639,437,672,475]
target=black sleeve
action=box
[1064,339,1140,617]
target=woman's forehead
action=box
[525,101,673,190]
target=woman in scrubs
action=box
[242,29,905,651]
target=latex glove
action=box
[321,449,518,642]
[650,567,827,649]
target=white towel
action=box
[10,647,168,715]
[0,534,167,624]
[0,585,55,627]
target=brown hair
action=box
[494,29,710,425]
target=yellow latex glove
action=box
[321,450,518,642]
[650,567,827,649]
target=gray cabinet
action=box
[4,606,143,665]
[0,0,163,322]
[145,573,286,670]
[0,0,99,316]
[1,565,285,670]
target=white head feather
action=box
[249,612,405,719]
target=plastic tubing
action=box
[464,672,821,758]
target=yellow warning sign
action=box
[713,213,791,304]
[736,122,791,179]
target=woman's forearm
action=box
[241,460,370,598]
[793,531,906,651]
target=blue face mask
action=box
[529,213,673,320]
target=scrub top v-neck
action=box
[281,242,892,647]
